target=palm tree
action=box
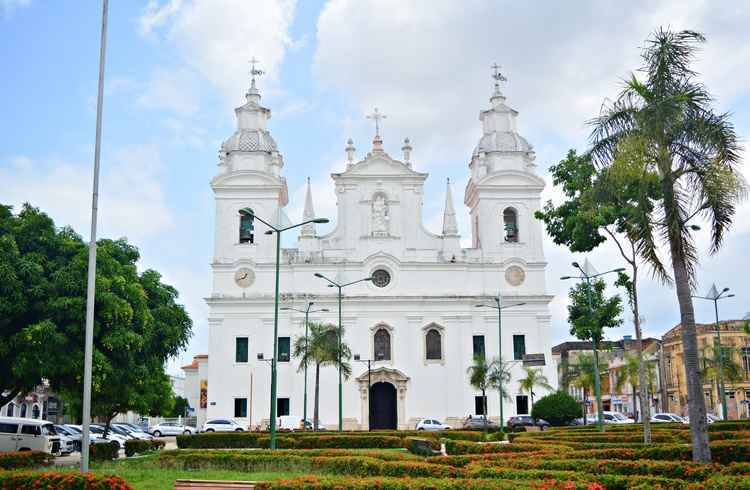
[518,367,553,407]
[615,352,657,421]
[292,322,352,430]
[569,353,607,423]
[701,345,743,417]
[589,28,745,462]
[466,355,509,430]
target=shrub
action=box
[530,391,582,426]
[177,432,404,450]
[405,437,440,456]
[0,471,132,489]
[0,450,54,469]
[89,441,119,461]
[254,475,591,489]
[124,439,166,457]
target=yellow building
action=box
[662,320,750,419]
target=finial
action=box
[247,57,264,96]
[366,107,387,138]
[490,62,507,96]
[401,137,412,166]
[345,138,356,166]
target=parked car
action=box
[415,419,451,431]
[651,412,685,423]
[56,432,76,455]
[149,421,197,437]
[682,414,717,425]
[277,416,313,432]
[506,415,550,432]
[462,416,499,430]
[602,411,635,424]
[55,424,83,451]
[201,419,245,433]
[113,423,153,440]
[0,416,61,454]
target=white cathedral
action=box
[183,69,557,431]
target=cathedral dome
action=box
[222,128,278,153]
[474,131,532,154]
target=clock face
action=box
[234,267,255,288]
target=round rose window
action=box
[371,269,391,288]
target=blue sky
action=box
[2,0,749,374]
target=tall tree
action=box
[615,352,657,421]
[518,367,553,407]
[536,148,662,442]
[700,345,743,417]
[589,28,745,462]
[568,353,608,423]
[466,355,509,430]
[293,322,351,430]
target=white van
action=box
[0,416,61,454]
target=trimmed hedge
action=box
[124,438,165,457]
[404,437,440,456]
[254,475,593,489]
[444,440,571,455]
[0,450,54,469]
[0,471,132,489]
[89,441,120,461]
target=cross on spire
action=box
[491,63,507,96]
[249,57,264,87]
[366,107,387,138]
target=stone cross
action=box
[491,63,507,83]
[249,57,265,85]
[366,107,387,137]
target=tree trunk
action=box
[314,362,321,431]
[482,389,487,433]
[631,272,652,443]
[583,388,588,425]
[672,248,711,461]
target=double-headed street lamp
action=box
[353,354,373,431]
[314,272,373,431]
[281,303,329,431]
[475,298,526,432]
[562,260,625,432]
[240,208,328,449]
[693,285,735,421]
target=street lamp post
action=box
[354,354,373,431]
[281,303,329,431]
[561,261,625,432]
[241,208,328,449]
[475,299,525,432]
[314,273,373,431]
[693,285,735,421]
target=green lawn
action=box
[86,457,303,490]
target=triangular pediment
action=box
[339,153,425,178]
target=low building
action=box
[0,382,68,424]
[181,354,209,429]
[662,320,750,419]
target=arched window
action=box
[503,208,518,242]
[32,404,40,419]
[6,403,14,417]
[374,328,391,361]
[20,403,27,418]
[425,329,442,360]
[239,209,255,244]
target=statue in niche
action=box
[371,194,389,236]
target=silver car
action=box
[149,421,196,437]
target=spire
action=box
[300,177,316,237]
[442,178,458,236]
[490,62,507,101]
[366,107,386,153]
[345,138,356,168]
[245,57,264,104]
[401,138,412,167]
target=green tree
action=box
[615,352,657,420]
[589,28,746,462]
[567,279,623,344]
[531,391,582,427]
[568,353,608,424]
[518,367,553,407]
[293,322,351,430]
[536,148,662,442]
[166,396,191,418]
[0,204,192,431]
[466,355,510,430]
[701,345,743,415]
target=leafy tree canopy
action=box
[531,391,582,426]
[567,278,623,343]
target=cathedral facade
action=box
[201,72,556,430]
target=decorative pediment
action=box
[356,366,410,385]
[211,170,285,188]
[337,154,426,179]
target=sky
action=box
[1,0,749,375]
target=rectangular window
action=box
[513,335,526,361]
[0,423,18,434]
[21,425,40,435]
[472,335,485,359]
[235,337,248,363]
[516,395,529,415]
[277,397,290,416]
[234,398,247,418]
[742,347,750,372]
[474,395,486,415]
[278,337,291,362]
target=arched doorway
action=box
[370,382,397,430]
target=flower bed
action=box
[254,475,594,489]
[0,471,132,489]
[0,450,54,469]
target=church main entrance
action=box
[369,382,397,430]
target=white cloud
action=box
[0,144,174,243]
[1,0,30,18]
[135,67,201,116]
[139,0,298,107]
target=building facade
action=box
[662,320,750,419]
[1,382,68,424]
[203,72,556,430]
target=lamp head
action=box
[264,230,274,235]
[313,218,329,224]
[308,301,315,307]
[475,304,486,308]
[571,261,580,269]
[280,307,291,311]
[257,353,264,360]
[354,354,360,361]
[327,284,334,288]
[560,276,572,280]
[727,294,735,298]
[722,287,730,293]
[314,273,324,278]
[321,308,330,312]
[690,224,701,231]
